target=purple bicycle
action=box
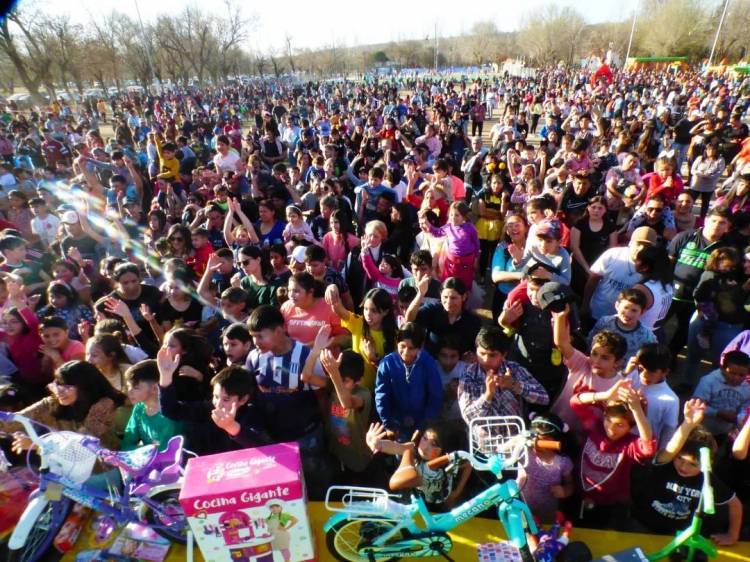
[0,411,189,562]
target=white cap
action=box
[290,245,306,264]
[61,210,79,224]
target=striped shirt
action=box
[245,342,323,440]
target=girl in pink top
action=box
[322,209,360,272]
[0,282,44,387]
[361,251,405,300]
[423,201,479,288]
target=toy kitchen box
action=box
[179,442,315,562]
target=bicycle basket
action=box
[469,416,528,469]
[325,486,410,520]
[40,431,98,484]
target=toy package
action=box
[0,467,38,538]
[179,442,314,562]
[108,522,171,562]
[477,542,523,562]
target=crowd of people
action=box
[0,63,749,549]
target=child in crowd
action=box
[398,250,443,306]
[435,336,468,430]
[221,322,253,366]
[517,413,575,523]
[122,360,182,451]
[326,285,396,390]
[366,420,471,511]
[693,350,750,441]
[283,205,316,252]
[551,306,627,442]
[320,349,373,482]
[571,379,656,527]
[588,288,657,363]
[692,247,746,353]
[158,348,270,455]
[421,201,479,289]
[458,327,549,424]
[625,343,679,448]
[631,399,742,546]
[39,316,86,376]
[520,217,571,285]
[374,322,443,440]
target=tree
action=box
[371,50,388,64]
[706,0,750,61]
[517,5,588,66]
[637,0,711,57]
[0,7,56,102]
[465,22,501,66]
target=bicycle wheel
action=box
[325,518,401,562]
[7,497,71,562]
[142,489,188,543]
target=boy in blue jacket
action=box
[375,322,443,440]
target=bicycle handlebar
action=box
[0,411,45,451]
[699,447,715,515]
[426,434,561,473]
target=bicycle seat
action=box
[107,444,158,474]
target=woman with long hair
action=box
[161,327,213,401]
[322,209,360,272]
[238,245,279,308]
[490,212,528,320]
[166,223,194,260]
[255,199,286,249]
[633,245,675,335]
[0,360,126,450]
[85,333,132,392]
[326,286,396,389]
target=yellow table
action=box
[63,502,750,561]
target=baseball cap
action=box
[535,218,563,240]
[290,245,307,264]
[537,282,575,313]
[61,210,79,224]
[630,226,657,245]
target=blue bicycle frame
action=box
[325,463,537,549]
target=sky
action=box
[31,0,637,52]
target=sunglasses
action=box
[239,259,254,266]
[646,207,663,213]
[169,236,184,242]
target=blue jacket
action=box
[375,350,443,438]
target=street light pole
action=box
[708,0,731,68]
[133,0,161,93]
[625,0,639,64]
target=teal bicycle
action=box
[324,416,561,562]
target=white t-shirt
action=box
[213,150,241,174]
[639,279,674,329]
[628,370,679,448]
[589,246,641,320]
[31,214,61,247]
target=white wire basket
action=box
[469,416,528,470]
[325,486,410,520]
[41,431,98,484]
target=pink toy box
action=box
[179,442,315,562]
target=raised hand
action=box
[416,273,431,298]
[211,401,239,434]
[325,284,340,307]
[104,297,131,319]
[365,422,389,452]
[156,346,180,387]
[140,303,155,323]
[683,398,706,426]
[320,348,339,377]
[496,368,516,391]
[313,324,333,351]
